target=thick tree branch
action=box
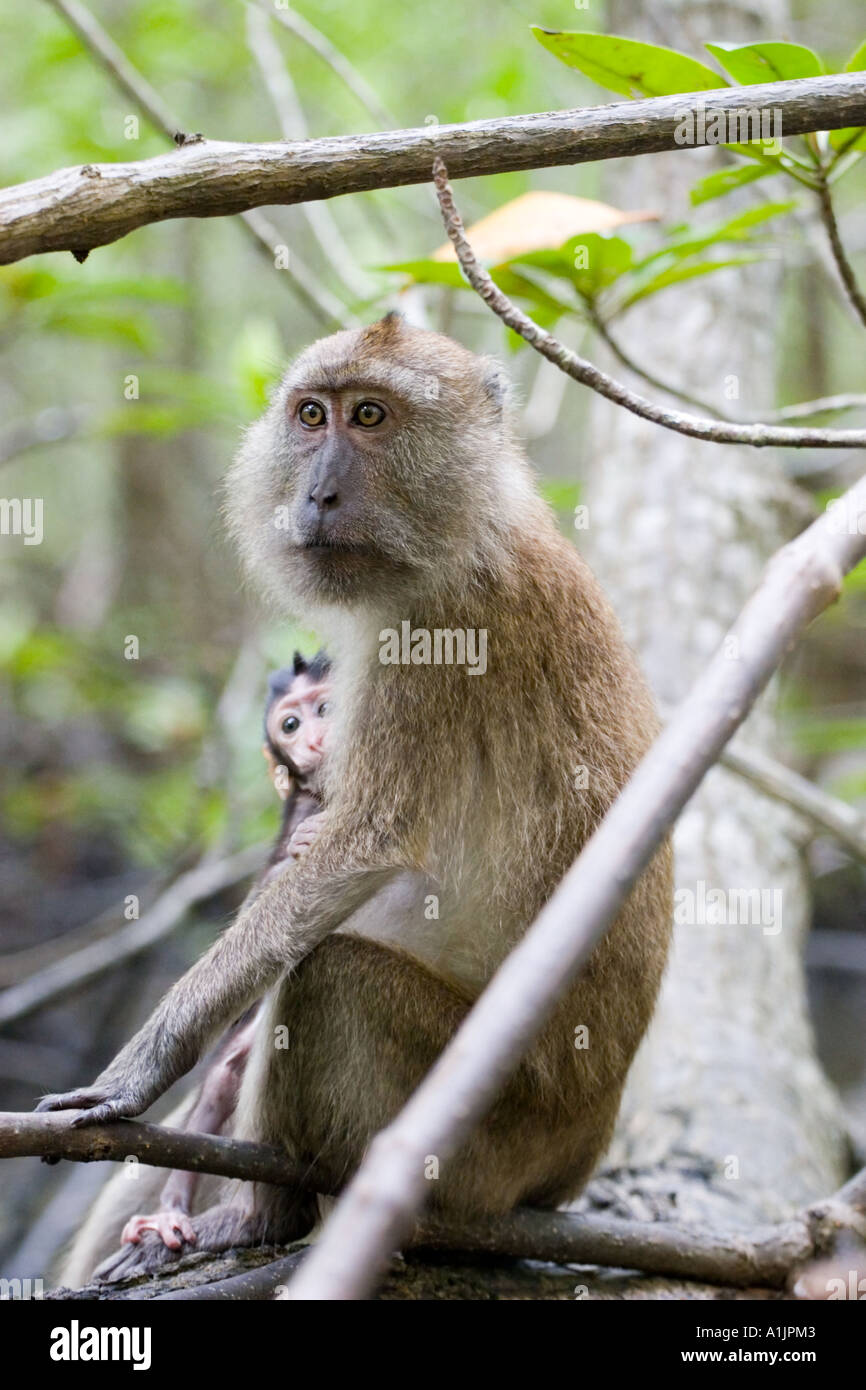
[285,467,866,1301]
[433,158,866,449]
[3,1111,862,1292]
[2,75,865,265]
[0,1110,315,1187]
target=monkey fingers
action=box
[35,1086,145,1127]
[122,1210,198,1251]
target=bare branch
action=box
[432,158,866,449]
[2,75,866,265]
[44,0,181,136]
[244,5,371,301]
[721,743,866,863]
[6,1107,861,1293]
[285,469,866,1301]
[816,169,866,329]
[0,845,265,1027]
[768,392,866,422]
[587,305,731,419]
[44,0,346,326]
[0,1110,315,1188]
[257,0,395,131]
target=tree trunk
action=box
[582,0,849,1238]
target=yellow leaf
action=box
[432,191,658,264]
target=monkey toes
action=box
[122,1209,198,1251]
[94,1228,186,1282]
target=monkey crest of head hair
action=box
[226,315,541,620]
[264,649,331,735]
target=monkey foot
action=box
[95,1199,311,1283]
[121,1209,197,1251]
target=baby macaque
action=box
[120,652,331,1252]
[261,650,332,878]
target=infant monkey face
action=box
[266,674,332,780]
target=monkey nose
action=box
[308,477,340,516]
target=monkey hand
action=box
[35,1067,162,1127]
[288,811,328,859]
[122,1209,197,1251]
[36,1027,184,1125]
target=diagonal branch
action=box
[721,743,866,863]
[257,0,395,130]
[0,845,265,1027]
[43,0,347,327]
[3,74,866,266]
[284,465,866,1301]
[432,158,866,450]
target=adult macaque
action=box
[115,657,333,1256]
[46,314,672,1285]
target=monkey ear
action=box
[479,358,510,414]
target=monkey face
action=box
[265,673,331,797]
[226,315,516,611]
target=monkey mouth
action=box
[300,534,373,558]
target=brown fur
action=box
[51,318,672,1285]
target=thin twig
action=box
[285,465,866,1301]
[43,0,345,327]
[0,845,265,1027]
[721,743,866,862]
[587,306,731,420]
[244,5,370,302]
[815,169,866,329]
[431,159,866,450]
[768,392,866,421]
[257,0,395,130]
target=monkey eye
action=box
[298,400,326,428]
[317,700,330,717]
[352,401,385,428]
[282,715,301,734]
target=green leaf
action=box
[689,162,776,205]
[516,233,633,299]
[379,259,466,288]
[829,44,866,151]
[531,29,727,98]
[706,42,824,85]
[617,254,764,311]
[540,480,582,513]
[632,202,795,271]
[844,39,866,71]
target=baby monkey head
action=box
[228,313,516,610]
